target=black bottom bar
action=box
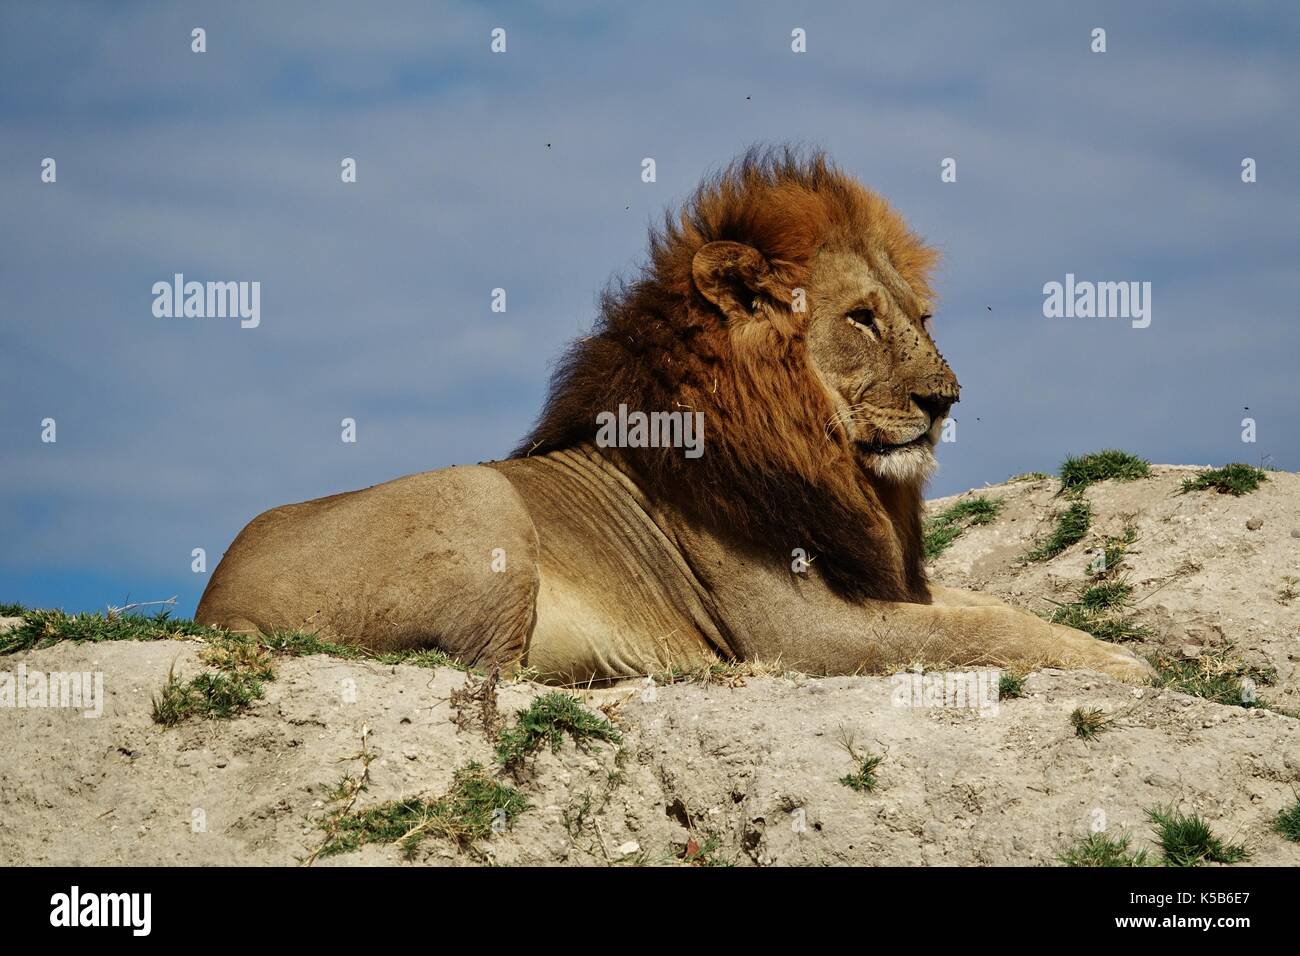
[0,865,1287,940]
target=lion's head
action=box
[518,147,959,604]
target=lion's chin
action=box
[863,441,937,484]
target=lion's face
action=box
[804,247,959,483]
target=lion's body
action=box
[197,149,1152,683]
[198,442,1148,682]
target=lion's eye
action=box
[845,308,876,335]
[920,313,933,334]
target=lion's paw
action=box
[1049,623,1155,684]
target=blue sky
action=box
[2,1,1297,616]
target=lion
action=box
[196,148,1152,685]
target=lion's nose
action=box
[912,392,954,425]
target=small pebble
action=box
[1246,517,1263,531]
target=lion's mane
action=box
[516,146,939,603]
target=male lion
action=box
[197,148,1151,684]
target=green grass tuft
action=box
[1078,580,1134,611]
[998,672,1026,700]
[495,692,621,775]
[1059,450,1150,493]
[1049,578,1151,644]
[923,496,1004,560]
[151,667,265,726]
[318,762,528,859]
[1058,831,1150,867]
[839,752,884,793]
[1148,648,1275,709]
[1082,615,1152,643]
[1146,805,1249,866]
[1051,602,1126,639]
[1179,463,1268,497]
[1070,706,1112,740]
[1023,500,1093,562]
[1273,795,1300,842]
[835,728,884,793]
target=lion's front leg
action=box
[765,599,1154,683]
[921,584,1154,679]
[864,601,1154,682]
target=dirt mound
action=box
[2,465,1297,866]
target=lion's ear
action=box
[692,241,782,323]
